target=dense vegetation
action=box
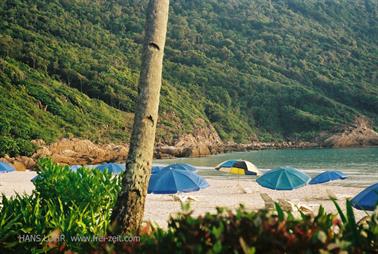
[0,159,122,252]
[0,0,377,155]
[0,160,377,253]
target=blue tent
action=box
[148,168,208,194]
[95,163,124,174]
[256,166,310,190]
[162,163,197,172]
[351,183,378,211]
[309,170,347,185]
[0,162,15,173]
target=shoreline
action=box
[154,140,321,159]
[1,137,377,171]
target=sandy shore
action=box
[0,171,367,227]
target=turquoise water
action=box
[155,147,378,188]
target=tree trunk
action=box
[110,0,170,235]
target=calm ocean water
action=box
[154,147,378,188]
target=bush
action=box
[0,159,122,253]
[106,203,378,254]
[35,158,121,212]
[0,136,19,157]
[0,137,36,157]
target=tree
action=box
[110,0,170,234]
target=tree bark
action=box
[110,0,170,235]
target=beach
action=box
[0,171,367,227]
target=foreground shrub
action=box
[0,159,122,253]
[34,158,121,212]
[104,203,378,254]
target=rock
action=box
[12,161,27,171]
[31,138,129,165]
[16,156,36,169]
[32,147,52,159]
[155,146,182,158]
[181,144,211,157]
[31,139,46,148]
[324,117,378,147]
[156,118,223,158]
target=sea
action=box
[154,147,378,188]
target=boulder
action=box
[324,117,378,147]
[181,144,211,157]
[16,156,36,169]
[12,161,27,171]
[31,138,129,165]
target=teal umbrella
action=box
[256,166,310,190]
[0,162,15,173]
[148,168,209,194]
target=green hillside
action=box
[0,0,377,156]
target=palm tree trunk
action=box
[110,0,170,235]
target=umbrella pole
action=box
[237,173,241,193]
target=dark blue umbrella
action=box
[95,163,124,174]
[309,170,347,185]
[256,166,310,190]
[162,163,197,172]
[148,168,208,194]
[351,183,378,211]
[0,162,15,173]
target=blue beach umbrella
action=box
[152,166,163,174]
[161,163,197,172]
[0,162,15,173]
[148,168,209,194]
[256,166,310,190]
[95,163,124,174]
[309,170,347,185]
[351,183,378,211]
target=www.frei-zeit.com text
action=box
[17,234,140,243]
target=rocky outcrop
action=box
[31,138,129,165]
[155,118,223,158]
[324,117,378,147]
[154,118,319,158]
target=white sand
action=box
[0,172,368,227]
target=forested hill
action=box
[0,0,377,156]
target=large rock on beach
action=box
[32,138,129,165]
